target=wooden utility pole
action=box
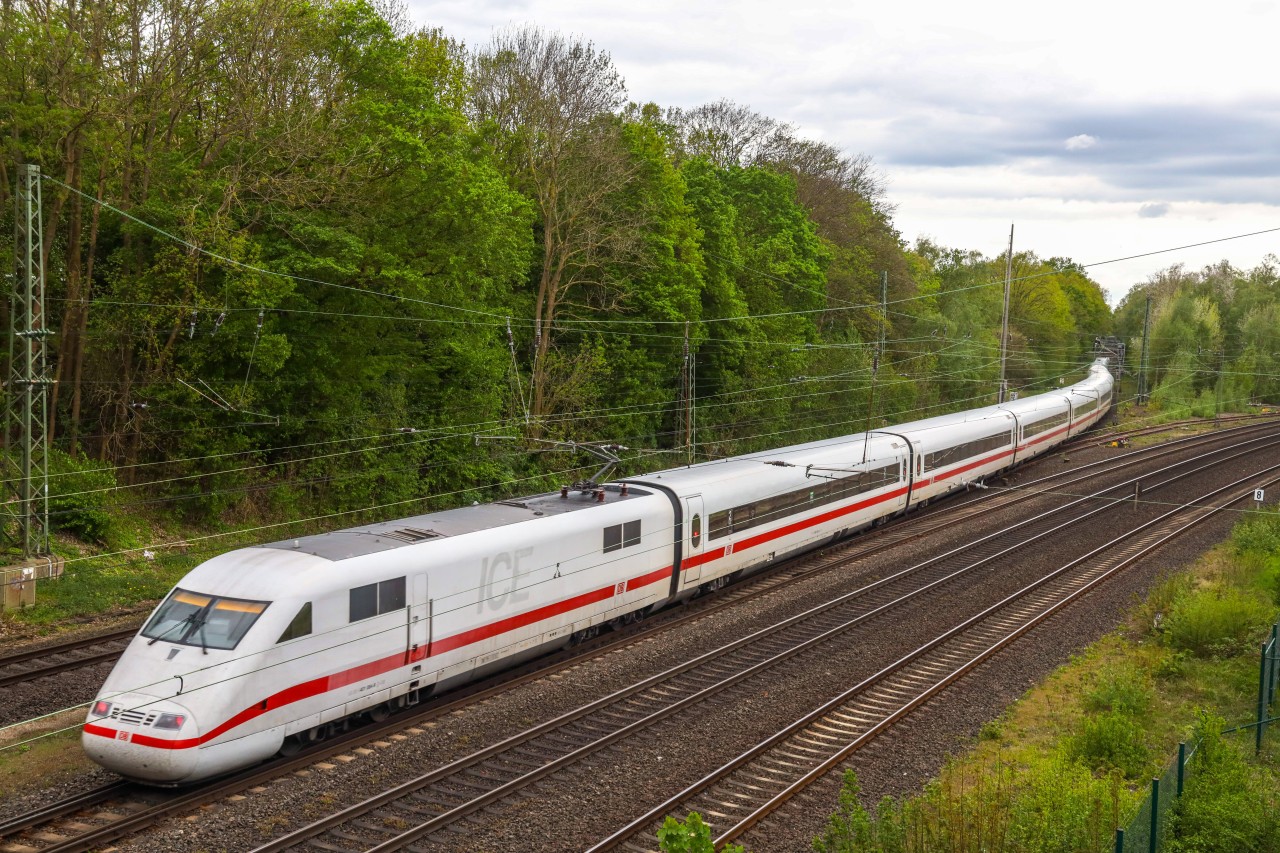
[1138,295,1152,405]
[676,321,695,465]
[998,224,1013,404]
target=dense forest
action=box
[4,0,1266,550]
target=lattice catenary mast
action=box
[4,164,52,557]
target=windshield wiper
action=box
[194,616,210,655]
[147,612,198,646]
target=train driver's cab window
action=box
[141,588,270,651]
[277,602,312,642]
[690,514,701,548]
[349,577,407,622]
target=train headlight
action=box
[154,713,186,730]
[90,700,112,718]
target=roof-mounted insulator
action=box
[560,486,569,499]
[620,483,629,496]
[596,489,605,503]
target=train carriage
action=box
[83,359,1114,784]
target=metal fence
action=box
[1114,620,1279,853]
[1256,623,1279,753]
[1114,742,1194,853]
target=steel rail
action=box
[6,421,1276,852]
[586,468,1280,852]
[246,432,1280,852]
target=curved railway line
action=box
[1,411,1270,698]
[0,629,136,691]
[597,466,1280,852]
[242,430,1280,853]
[3,418,1279,853]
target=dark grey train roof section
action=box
[260,486,653,562]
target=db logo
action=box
[115,731,132,743]
[614,582,625,596]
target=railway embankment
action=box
[806,503,1280,852]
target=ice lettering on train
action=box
[478,547,533,611]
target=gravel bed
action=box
[14,427,1272,853]
[744,495,1246,852]
[0,660,120,728]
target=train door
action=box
[408,572,429,663]
[682,494,705,585]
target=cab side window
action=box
[277,602,312,642]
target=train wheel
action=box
[367,702,391,723]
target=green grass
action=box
[807,508,1280,852]
[7,552,201,625]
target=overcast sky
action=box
[407,0,1279,305]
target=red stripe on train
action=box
[84,565,674,750]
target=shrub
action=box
[1231,507,1280,557]
[1133,573,1193,638]
[657,813,743,853]
[45,448,120,545]
[1068,711,1149,778]
[1162,587,1274,657]
[1166,713,1280,853]
[1084,663,1153,716]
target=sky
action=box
[406,0,1280,305]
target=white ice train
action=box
[83,360,1113,784]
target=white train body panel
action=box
[85,360,1114,784]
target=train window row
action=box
[923,431,1010,472]
[1023,410,1069,439]
[350,577,406,623]
[277,602,312,643]
[708,463,900,541]
[604,520,642,553]
[1075,398,1098,417]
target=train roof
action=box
[258,485,656,562]
[625,431,904,493]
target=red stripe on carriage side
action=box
[84,565,675,751]
[427,564,671,656]
[1018,422,1070,452]
[680,484,910,573]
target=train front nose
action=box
[81,692,200,784]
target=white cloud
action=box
[408,0,1280,302]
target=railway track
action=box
[0,418,1253,712]
[593,467,1280,852]
[4,421,1279,852]
[0,629,137,690]
[1085,410,1278,447]
[0,415,1267,700]
[241,430,1280,853]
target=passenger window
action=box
[277,602,312,643]
[623,519,641,548]
[603,524,622,553]
[350,584,378,622]
[691,514,701,548]
[379,577,406,612]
